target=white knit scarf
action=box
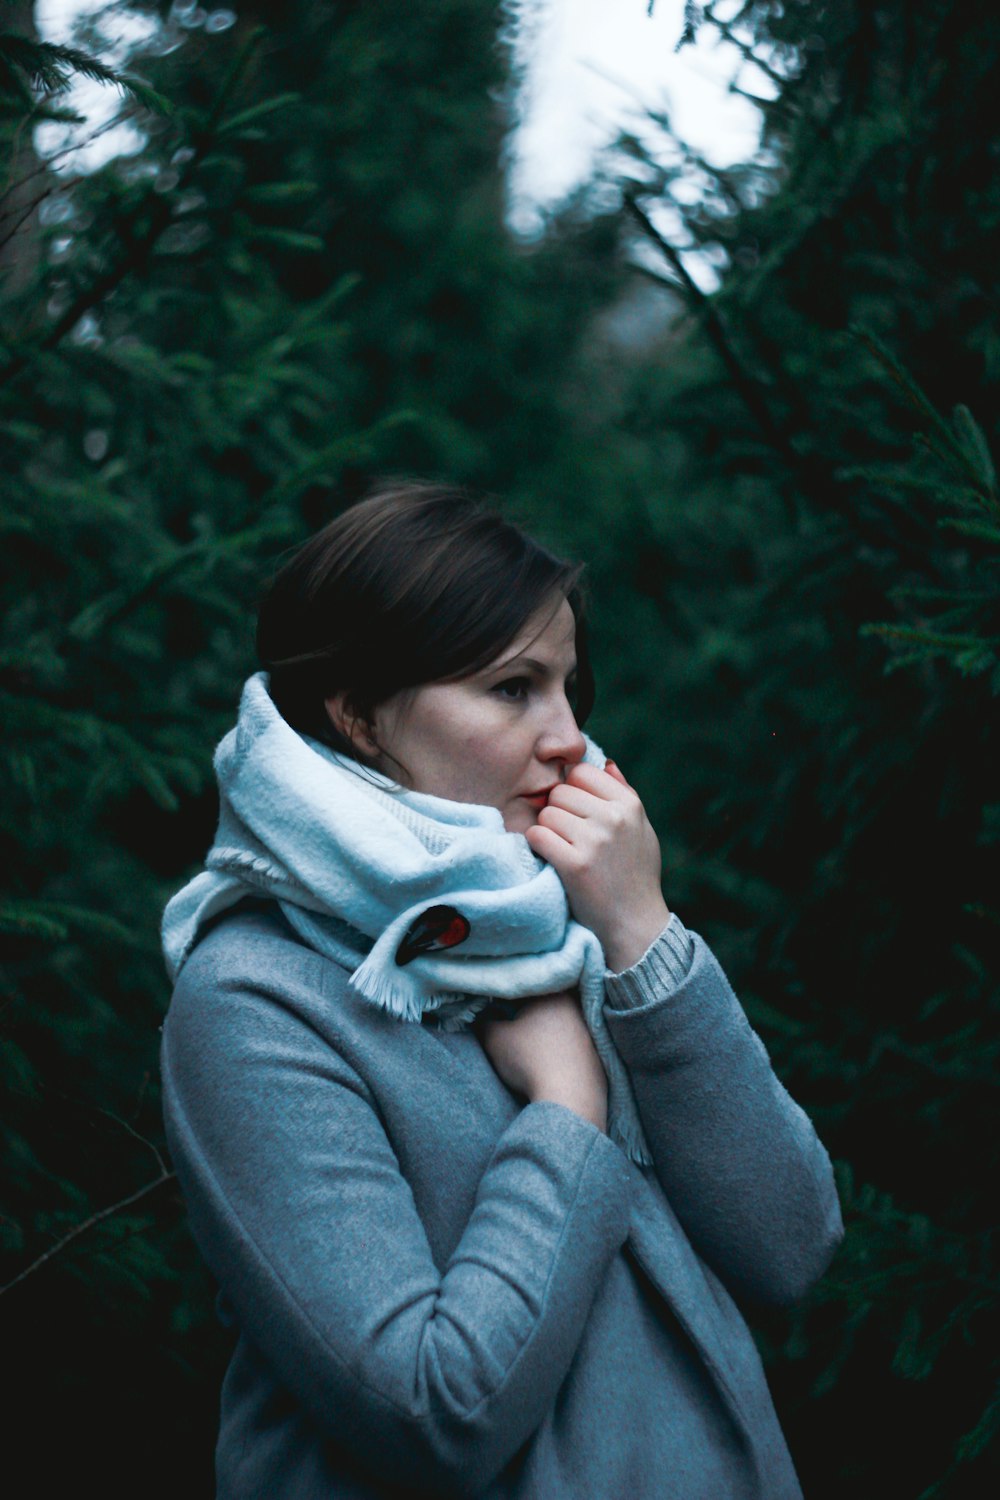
[161,672,652,1165]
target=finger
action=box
[545,782,602,816]
[604,759,632,789]
[534,804,586,843]
[525,822,577,863]
[565,761,626,799]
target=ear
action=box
[324,690,379,758]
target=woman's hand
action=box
[475,990,608,1133]
[525,760,671,973]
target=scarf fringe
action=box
[350,966,428,1023]
[351,969,491,1032]
[430,998,491,1030]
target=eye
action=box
[493,676,530,702]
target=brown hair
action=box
[255,480,594,762]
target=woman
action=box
[160,481,843,1499]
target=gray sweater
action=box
[160,902,843,1498]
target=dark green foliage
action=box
[568,3,999,1494]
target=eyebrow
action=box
[485,655,577,677]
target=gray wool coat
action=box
[160,901,843,1499]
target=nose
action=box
[537,690,587,773]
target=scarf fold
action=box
[161,672,653,1166]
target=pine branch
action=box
[2,35,122,93]
[0,109,126,214]
[861,625,999,651]
[0,1167,175,1296]
[0,26,268,391]
[852,328,995,501]
[63,512,296,644]
[674,2,703,51]
[0,176,76,257]
[629,259,684,295]
[624,193,802,496]
[0,898,145,947]
[94,1106,169,1176]
[0,35,170,113]
[701,1,797,92]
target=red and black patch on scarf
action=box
[395,905,471,967]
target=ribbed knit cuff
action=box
[603,911,695,1009]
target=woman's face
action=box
[331,597,587,834]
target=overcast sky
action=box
[504,0,765,234]
[36,0,767,240]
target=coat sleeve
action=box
[160,942,632,1497]
[603,919,844,1308]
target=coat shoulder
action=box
[163,900,362,1058]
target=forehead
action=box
[494,597,577,665]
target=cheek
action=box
[444,737,522,812]
[400,692,527,807]
[442,727,495,774]
[439,711,508,765]
[418,721,502,797]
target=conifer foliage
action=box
[585,3,999,1494]
[0,9,365,1476]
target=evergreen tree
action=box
[553,3,1000,1494]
